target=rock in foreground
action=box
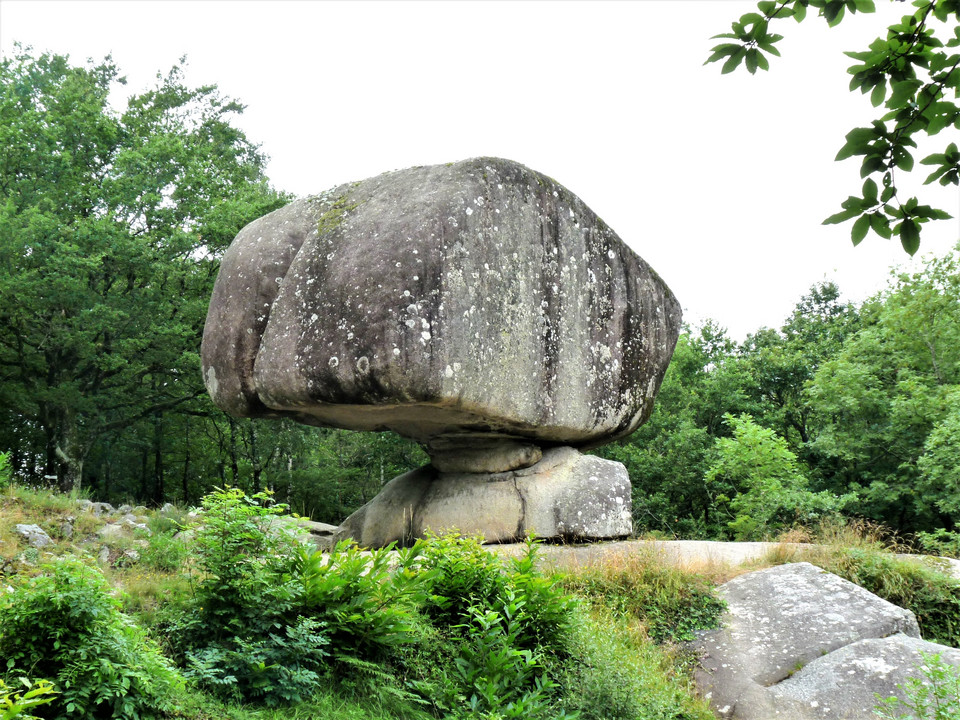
[692,562,959,720]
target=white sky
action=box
[3,1,959,340]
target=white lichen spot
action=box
[421,331,431,341]
[444,365,454,378]
[405,318,417,329]
[465,207,473,216]
[393,347,401,356]
[607,249,616,259]
[310,313,319,323]
[356,356,370,373]
[328,356,339,368]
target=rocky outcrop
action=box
[202,157,681,546]
[691,562,960,720]
[336,447,632,547]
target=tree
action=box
[704,413,848,540]
[707,0,959,254]
[805,244,960,531]
[0,48,285,492]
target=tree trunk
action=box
[153,413,164,503]
[55,406,84,493]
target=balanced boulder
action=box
[202,157,681,545]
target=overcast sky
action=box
[3,1,959,340]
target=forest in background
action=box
[2,48,959,544]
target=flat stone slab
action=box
[336,446,632,548]
[691,563,928,720]
[771,634,960,719]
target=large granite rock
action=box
[202,157,681,545]
[202,157,680,466]
[336,446,632,547]
[692,562,959,720]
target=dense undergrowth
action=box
[0,485,717,720]
[5,484,959,720]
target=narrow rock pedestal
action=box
[336,446,632,548]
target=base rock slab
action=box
[335,446,631,548]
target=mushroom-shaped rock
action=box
[203,158,680,463]
[202,157,681,545]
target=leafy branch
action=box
[706,0,960,255]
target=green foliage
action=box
[0,453,10,492]
[170,488,318,705]
[918,400,960,518]
[0,46,286,497]
[0,556,182,719]
[875,651,960,720]
[0,678,57,720]
[139,529,190,573]
[556,604,715,720]
[183,616,329,707]
[296,540,433,662]
[560,555,726,644]
[443,600,571,719]
[807,247,960,532]
[706,0,959,253]
[917,529,960,559]
[706,413,849,540]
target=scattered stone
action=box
[76,499,93,512]
[89,502,115,517]
[15,524,52,548]
[132,505,148,515]
[337,447,632,547]
[117,504,133,514]
[117,549,140,566]
[60,521,73,540]
[160,502,176,515]
[692,562,928,720]
[97,545,110,564]
[97,523,126,541]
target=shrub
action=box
[183,616,329,707]
[0,556,182,719]
[296,540,432,662]
[875,651,960,720]
[171,488,322,705]
[0,678,57,720]
[410,535,579,719]
[0,453,10,492]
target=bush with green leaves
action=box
[0,556,182,719]
[0,678,57,720]
[0,452,10,492]
[170,488,325,705]
[875,651,960,720]
[706,413,849,540]
[405,535,579,719]
[297,540,433,662]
